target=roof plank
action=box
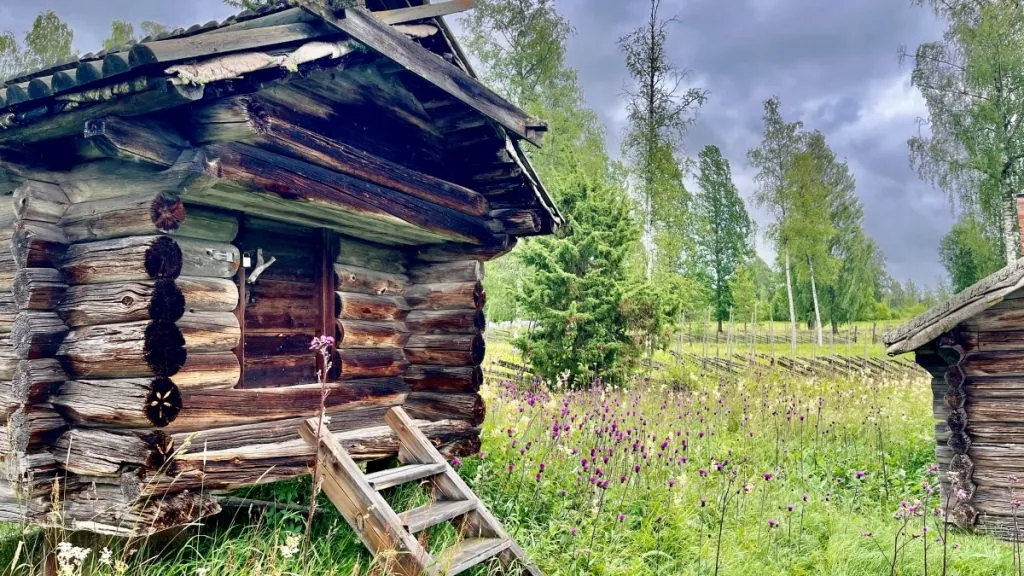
[375,0,475,25]
[128,22,330,68]
[297,2,547,147]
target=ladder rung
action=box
[399,498,478,533]
[365,462,447,491]
[438,537,512,575]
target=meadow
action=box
[1,346,1017,575]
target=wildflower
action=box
[451,457,463,469]
[698,469,709,477]
[570,527,578,537]
[668,479,676,488]
[862,531,872,537]
[855,470,866,480]
[768,519,778,528]
[786,504,794,512]
[763,472,773,481]
[742,483,753,494]
[278,533,301,559]
[618,513,626,523]
[700,498,707,507]
[98,548,113,566]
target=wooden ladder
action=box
[299,407,542,576]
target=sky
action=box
[0,0,953,287]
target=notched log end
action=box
[151,195,186,232]
[143,321,187,376]
[144,378,182,427]
[149,279,186,323]
[144,236,184,279]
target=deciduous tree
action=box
[907,0,1024,263]
[693,145,753,332]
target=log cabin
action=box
[883,196,1024,540]
[0,0,561,536]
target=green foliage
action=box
[0,11,75,82]
[908,0,1024,262]
[619,0,707,276]
[102,20,135,51]
[939,214,1005,292]
[515,176,644,387]
[693,145,753,330]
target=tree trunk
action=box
[784,248,797,353]
[1003,193,1018,264]
[809,257,823,346]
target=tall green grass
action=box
[1,365,1014,575]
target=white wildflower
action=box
[55,542,90,576]
[278,533,302,559]
[98,547,113,566]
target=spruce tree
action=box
[516,174,642,387]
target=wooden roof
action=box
[0,0,562,234]
[883,258,1024,355]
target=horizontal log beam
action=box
[408,260,482,284]
[334,263,408,296]
[207,95,490,217]
[199,142,494,244]
[404,281,484,311]
[336,235,408,274]
[405,309,484,334]
[339,348,407,379]
[165,378,409,433]
[338,320,408,348]
[336,291,409,321]
[405,365,482,392]
[404,333,484,366]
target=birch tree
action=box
[748,97,804,352]
[619,0,707,277]
[906,0,1024,263]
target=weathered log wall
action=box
[1,181,66,519]
[924,290,1024,539]
[401,257,486,441]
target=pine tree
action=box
[693,145,753,332]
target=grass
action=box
[1,342,1016,575]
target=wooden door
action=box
[236,218,333,388]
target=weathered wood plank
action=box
[404,282,483,311]
[306,4,546,145]
[200,142,493,244]
[335,263,408,296]
[336,291,409,321]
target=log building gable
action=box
[0,0,552,536]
